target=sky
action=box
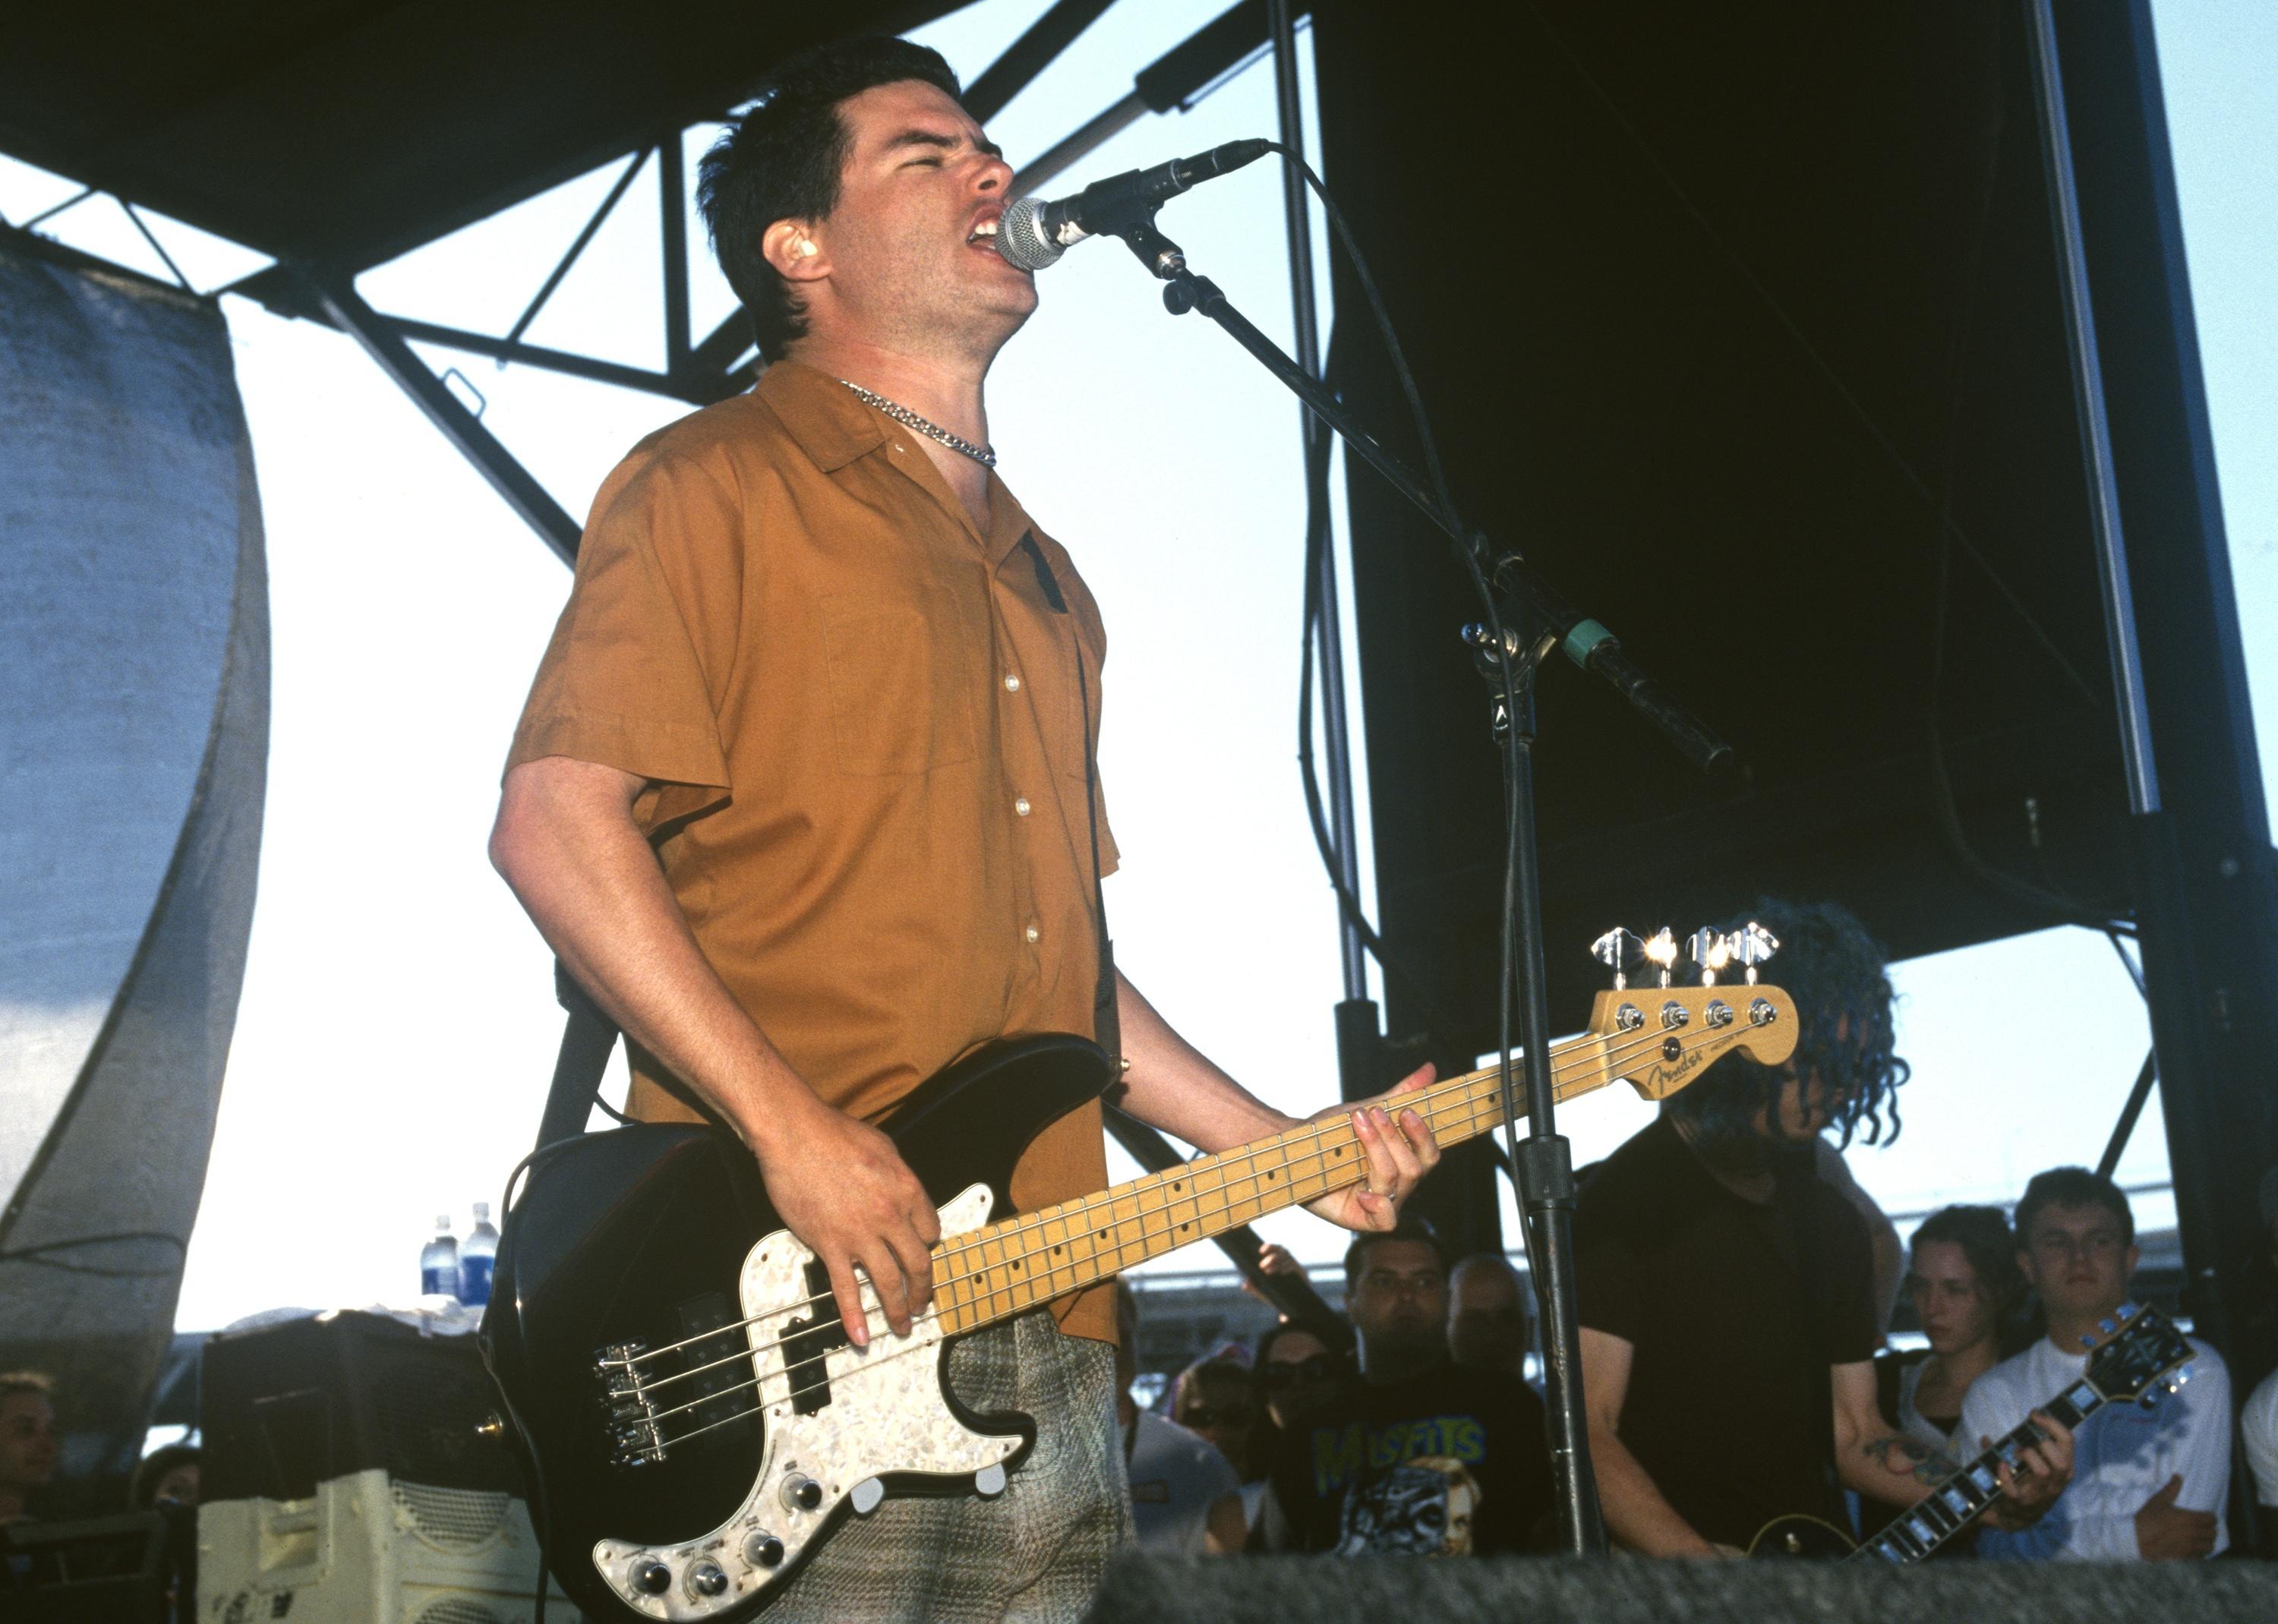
[2,0,2272,1329]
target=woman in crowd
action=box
[1880,1203,2028,1451]
[1172,1359,1270,1531]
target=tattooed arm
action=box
[1830,1361,2074,1522]
[1831,1361,1957,1509]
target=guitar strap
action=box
[535,958,620,1153]
[1021,529,1121,1071]
[532,534,1122,1153]
[1072,594,1122,1073]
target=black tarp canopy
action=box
[0,2,958,270]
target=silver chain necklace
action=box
[837,379,996,469]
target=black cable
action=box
[1265,144,1535,1216]
[491,1135,593,1624]
[592,1089,634,1125]
[1292,334,1467,1036]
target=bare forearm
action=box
[491,761,819,1153]
[1110,972,1295,1153]
[1844,1436,1952,1507]
[1590,1420,1718,1556]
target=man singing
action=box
[488,35,1440,1620]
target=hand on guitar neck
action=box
[1295,1066,1442,1235]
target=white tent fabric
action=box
[0,238,267,1493]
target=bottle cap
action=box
[436,1214,452,1229]
[473,1201,490,1221]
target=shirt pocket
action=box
[819,593,980,775]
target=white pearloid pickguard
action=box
[592,1183,1018,1620]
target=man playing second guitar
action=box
[487,34,1440,1622]
[1575,901,2074,1554]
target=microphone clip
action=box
[1115,213,1189,282]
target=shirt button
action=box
[1004,673,1021,692]
[1014,796,1031,818]
[1025,925,1040,944]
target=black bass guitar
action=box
[483,982,1793,1620]
[1749,1301,2198,1560]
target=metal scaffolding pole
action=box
[1267,0,1366,1006]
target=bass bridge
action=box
[598,1341,665,1468]
[595,1292,763,1469]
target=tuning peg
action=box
[1591,929,1646,992]
[1728,921,1779,985]
[1641,928,1679,989]
[2079,1332,2097,1348]
[2097,1316,2118,1337]
[1687,929,1734,985]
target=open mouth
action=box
[966,216,1002,254]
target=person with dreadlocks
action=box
[1570,900,2073,1554]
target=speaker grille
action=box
[393,1482,512,1552]
[410,1599,510,1624]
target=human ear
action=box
[762,219,828,282]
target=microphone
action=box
[998,138,1274,271]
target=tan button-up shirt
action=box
[508,360,1118,1343]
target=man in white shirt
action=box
[1964,1167,2230,1560]
[2235,1170,2278,1528]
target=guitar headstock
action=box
[1582,982,1798,1101]
[2084,1303,2197,1409]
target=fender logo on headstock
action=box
[1586,984,1798,1102]
[1636,1044,1708,1094]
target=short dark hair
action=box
[696,36,962,363]
[2015,1166,2134,1248]
[1910,1204,2027,1320]
[131,1444,200,1509]
[1660,897,1909,1153]
[1343,1218,1452,1288]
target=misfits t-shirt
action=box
[1254,1363,1552,1555]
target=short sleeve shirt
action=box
[1573,1118,1880,1547]
[507,361,1120,1342]
[1126,1411,1242,1554]
[1256,1364,1552,1556]
[2245,1366,2278,1507]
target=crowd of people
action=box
[1118,900,2275,1563]
[1118,1174,2258,1562]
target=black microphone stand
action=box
[1106,209,1735,1558]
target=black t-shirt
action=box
[1254,1362,1552,1556]
[1574,1118,1879,1549]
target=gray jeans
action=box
[760,1310,1133,1623]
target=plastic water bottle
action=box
[459,1202,500,1307]
[420,1216,459,1301]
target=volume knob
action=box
[781,1474,824,1513]
[743,1530,785,1569]
[687,1559,730,1597]
[631,1559,670,1595]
